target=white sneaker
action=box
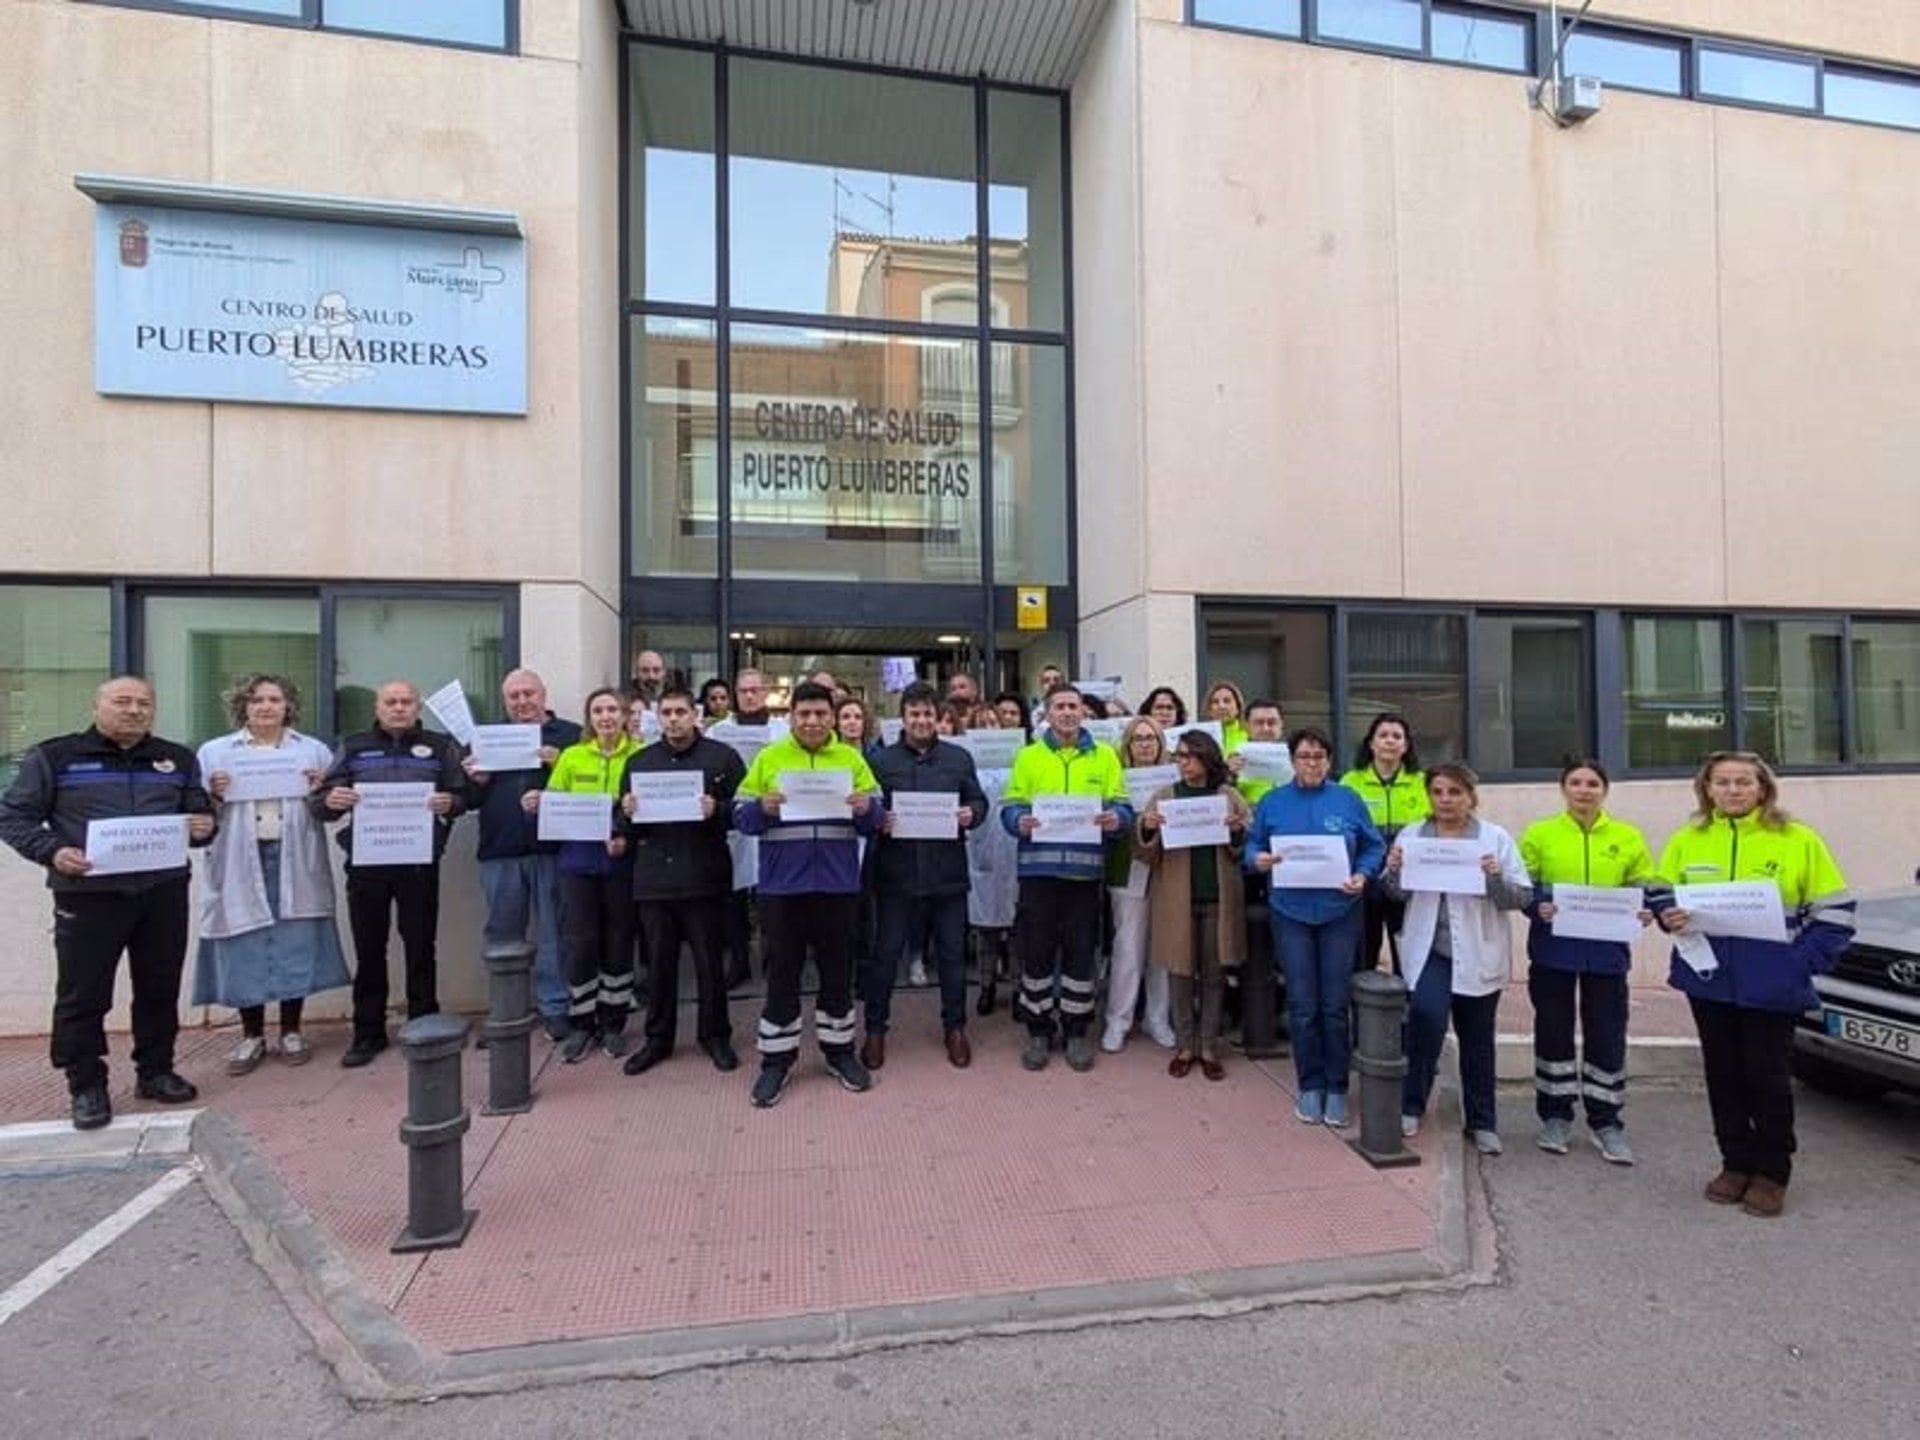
[1471,1129,1504,1156]
[1400,1113,1421,1140]
[1099,1023,1128,1054]
[1147,1025,1178,1050]
[907,958,930,987]
[227,1036,267,1076]
[278,1032,313,1066]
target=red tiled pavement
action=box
[0,994,1455,1356]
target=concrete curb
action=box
[0,1109,200,1169]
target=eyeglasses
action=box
[1174,749,1198,761]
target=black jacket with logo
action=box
[620,735,744,901]
[309,725,467,864]
[869,737,988,898]
[0,728,215,892]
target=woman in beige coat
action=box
[1138,731,1251,1080]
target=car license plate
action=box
[1824,1009,1920,1059]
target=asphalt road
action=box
[2,1084,1915,1439]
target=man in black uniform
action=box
[0,676,217,1129]
[311,679,467,1068]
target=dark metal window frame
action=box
[619,35,1079,682]
[77,0,520,56]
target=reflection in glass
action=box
[323,0,507,48]
[1624,616,1729,767]
[630,45,715,304]
[1431,6,1532,72]
[623,624,723,700]
[1202,607,1334,736]
[1192,0,1303,37]
[1317,0,1423,52]
[1741,619,1842,766]
[334,598,505,739]
[728,323,981,584]
[989,90,1066,334]
[994,344,1069,587]
[1346,613,1466,763]
[1824,69,1920,130]
[142,595,321,746]
[1473,615,1591,771]
[631,317,718,577]
[1563,29,1685,96]
[1697,48,1817,110]
[0,586,110,785]
[729,59,976,321]
[1852,621,1920,763]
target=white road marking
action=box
[0,1165,197,1328]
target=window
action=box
[1824,67,1920,130]
[1739,620,1843,767]
[1431,4,1532,73]
[1346,612,1466,764]
[1474,614,1592,772]
[1316,0,1423,54]
[996,343,1070,587]
[1560,26,1687,96]
[334,598,506,738]
[629,45,716,305]
[624,625,724,703]
[630,317,719,578]
[140,594,321,746]
[1192,0,1303,39]
[86,1,513,50]
[1201,607,1333,736]
[1852,621,1920,764]
[1624,616,1729,768]
[1697,46,1818,111]
[0,586,112,786]
[989,89,1068,333]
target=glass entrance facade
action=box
[623,40,1074,692]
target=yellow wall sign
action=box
[1016,586,1048,630]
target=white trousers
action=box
[1105,887,1170,1037]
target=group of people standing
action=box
[0,663,1855,1216]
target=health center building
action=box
[3,0,1919,1030]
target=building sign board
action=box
[94,203,527,415]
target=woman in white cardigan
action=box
[193,674,349,1074]
[1382,762,1532,1154]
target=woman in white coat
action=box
[1103,716,1177,1051]
[964,703,1020,1016]
[194,674,349,1074]
[1382,762,1532,1153]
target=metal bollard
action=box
[1238,900,1286,1058]
[482,939,537,1116]
[391,1012,476,1253]
[1348,969,1420,1169]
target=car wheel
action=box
[1791,1050,1891,1101]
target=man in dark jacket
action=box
[464,668,580,1040]
[864,682,989,1069]
[311,679,467,1067]
[619,687,745,1074]
[0,676,216,1129]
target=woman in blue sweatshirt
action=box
[1244,727,1385,1128]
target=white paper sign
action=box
[1123,764,1179,813]
[1162,720,1225,751]
[975,768,1010,805]
[1675,882,1789,944]
[708,723,772,768]
[84,815,189,876]
[470,723,542,773]
[1550,885,1646,944]
[536,792,612,843]
[890,790,962,841]
[423,680,476,746]
[1236,742,1295,786]
[1031,793,1102,846]
[1158,794,1230,850]
[1269,833,1351,888]
[219,750,310,803]
[630,770,705,824]
[879,718,904,746]
[777,768,854,823]
[349,782,436,866]
[1398,836,1488,895]
[1071,678,1121,702]
[1083,718,1125,748]
[958,729,1023,769]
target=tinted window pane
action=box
[1318,0,1422,53]
[989,89,1066,334]
[322,0,507,48]
[1192,0,1302,38]
[334,598,506,739]
[0,586,111,786]
[1698,47,1817,110]
[631,317,719,578]
[1739,619,1842,767]
[141,594,321,746]
[729,60,975,322]
[1432,6,1532,72]
[1347,613,1466,764]
[1624,617,1729,767]
[1563,28,1685,95]
[623,624,722,704]
[1852,621,1920,763]
[995,343,1069,588]
[1201,607,1333,736]
[629,45,715,305]
[1825,69,1920,130]
[193,0,305,16]
[1473,615,1592,771]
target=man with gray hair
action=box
[463,668,581,1040]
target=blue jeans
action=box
[866,892,969,1035]
[479,854,567,1019]
[1275,906,1362,1096]
[1403,951,1501,1134]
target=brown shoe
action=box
[1704,1169,1752,1205]
[1168,1053,1194,1079]
[1741,1176,1787,1218]
[944,1028,972,1068]
[860,1033,886,1071]
[1199,1056,1226,1082]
